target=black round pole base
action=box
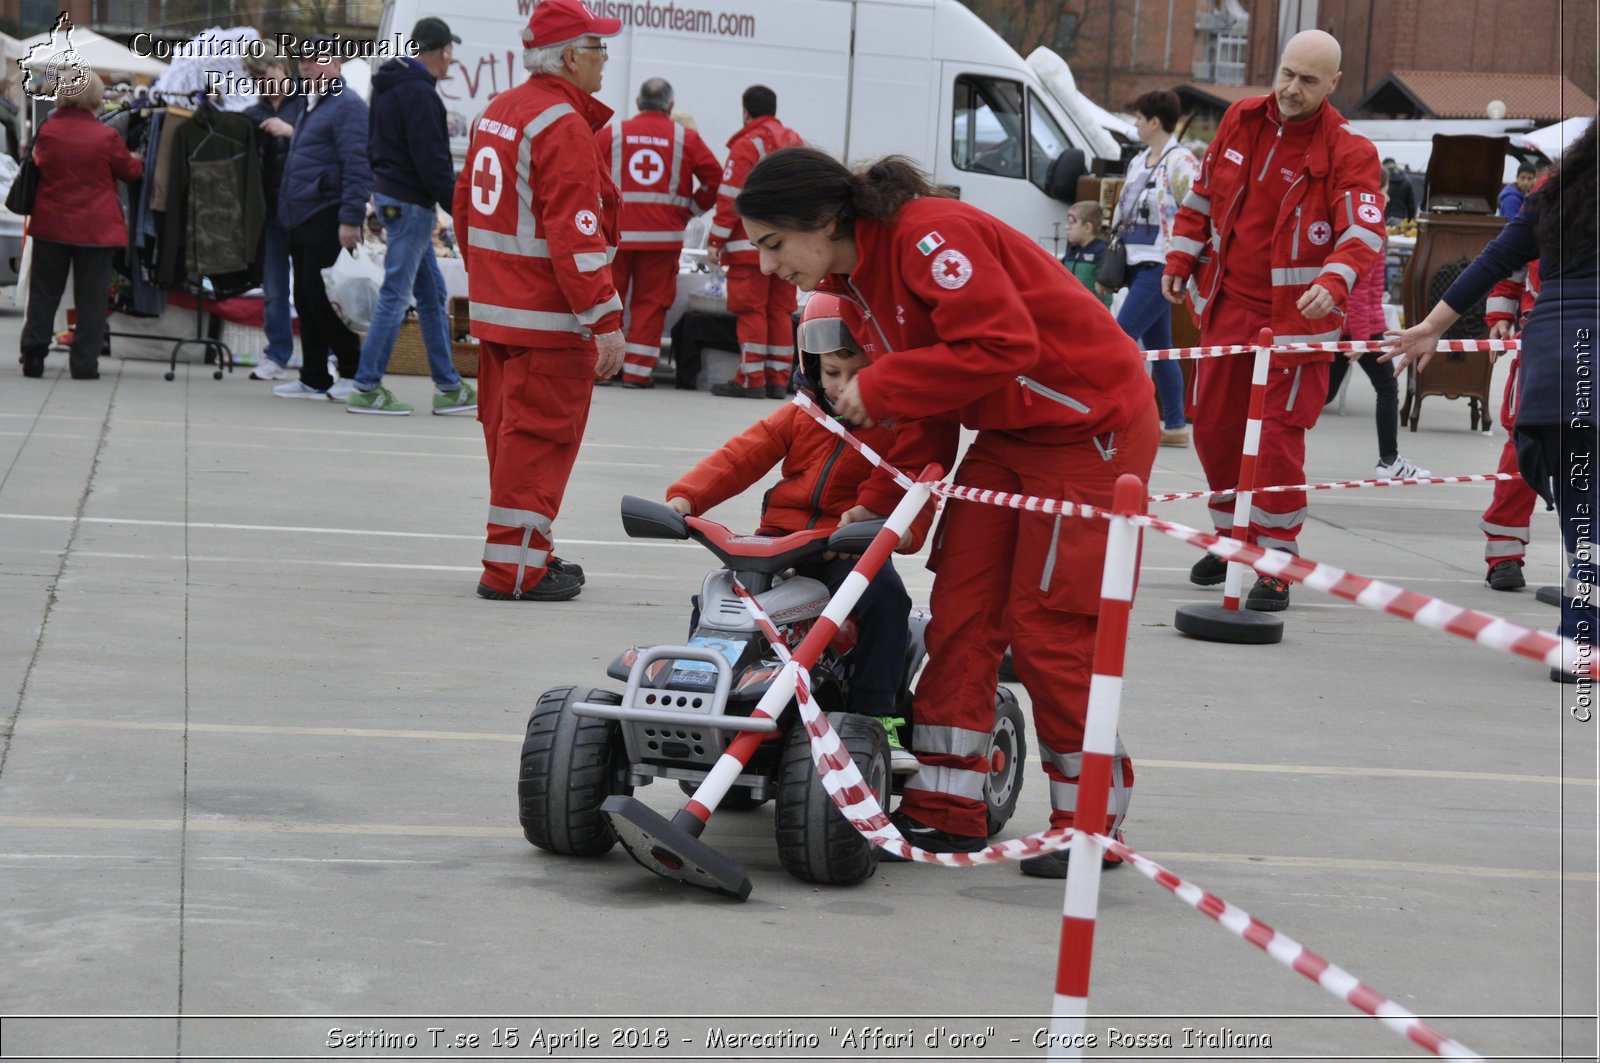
[1536,585,1562,608]
[1173,602,1285,645]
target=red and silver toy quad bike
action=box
[515,494,1025,900]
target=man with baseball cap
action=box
[346,16,477,417]
[452,0,624,601]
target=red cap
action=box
[523,0,623,50]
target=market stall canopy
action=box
[19,24,168,80]
[0,32,25,63]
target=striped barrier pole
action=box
[1221,328,1275,612]
[1095,835,1485,1061]
[1049,474,1147,1058]
[679,469,937,824]
[1170,329,1287,644]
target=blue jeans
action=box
[261,218,294,367]
[1118,262,1185,429]
[355,193,460,392]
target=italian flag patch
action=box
[916,231,945,256]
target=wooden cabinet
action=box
[1398,136,1509,431]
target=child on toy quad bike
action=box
[665,294,932,771]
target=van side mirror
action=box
[620,495,689,540]
[1045,148,1087,203]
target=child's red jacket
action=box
[667,403,931,551]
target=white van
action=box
[375,0,1126,247]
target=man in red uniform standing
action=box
[1163,29,1384,611]
[452,0,625,602]
[1479,260,1541,590]
[595,78,722,388]
[706,85,802,399]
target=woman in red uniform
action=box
[736,148,1156,875]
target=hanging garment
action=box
[158,106,265,293]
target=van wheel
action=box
[774,713,888,885]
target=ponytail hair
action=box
[736,147,950,236]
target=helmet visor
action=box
[796,316,862,357]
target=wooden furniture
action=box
[1399,135,1508,431]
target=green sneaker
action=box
[345,385,413,415]
[873,715,920,774]
[434,382,477,415]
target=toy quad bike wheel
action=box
[983,687,1027,836]
[774,712,888,885]
[518,685,632,856]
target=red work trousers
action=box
[476,340,595,595]
[1192,294,1330,553]
[1482,352,1537,569]
[612,248,678,385]
[897,403,1158,837]
[725,263,796,389]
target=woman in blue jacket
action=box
[1387,118,1597,683]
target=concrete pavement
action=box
[0,312,1594,1061]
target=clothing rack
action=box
[100,97,245,382]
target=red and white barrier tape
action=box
[730,580,1075,866]
[787,391,1586,674]
[1142,337,1519,362]
[1095,834,1484,1061]
[792,391,915,491]
[928,482,1590,675]
[1148,471,1516,504]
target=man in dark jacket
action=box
[243,49,306,381]
[345,17,475,416]
[272,36,373,401]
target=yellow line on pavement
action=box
[0,816,1587,882]
[14,719,1595,788]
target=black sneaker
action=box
[1190,553,1228,586]
[1487,560,1526,591]
[1245,575,1290,612]
[476,569,583,602]
[1020,830,1126,878]
[20,353,44,378]
[709,381,764,398]
[878,810,986,862]
[548,556,585,585]
[765,384,789,399]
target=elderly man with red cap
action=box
[453,0,625,602]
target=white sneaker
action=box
[272,380,330,400]
[327,379,357,402]
[249,360,289,381]
[1375,455,1431,479]
[889,748,921,775]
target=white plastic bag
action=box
[322,243,385,333]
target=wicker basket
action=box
[382,297,479,378]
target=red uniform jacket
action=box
[823,198,1153,518]
[30,109,143,246]
[667,402,931,552]
[706,115,801,265]
[1165,95,1384,353]
[595,110,720,251]
[453,75,622,354]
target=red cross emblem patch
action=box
[931,249,972,290]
